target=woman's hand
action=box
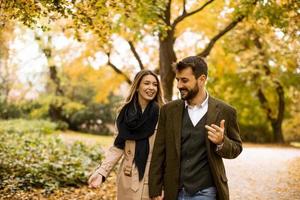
[88,172,103,188]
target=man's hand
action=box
[88,172,103,188]
[205,119,225,145]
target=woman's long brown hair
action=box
[121,70,165,110]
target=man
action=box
[149,56,242,200]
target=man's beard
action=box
[179,84,199,100]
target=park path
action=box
[56,132,300,200]
[83,144,300,200]
[57,132,300,200]
[225,145,300,200]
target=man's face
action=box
[175,67,200,100]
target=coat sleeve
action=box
[94,121,124,178]
[216,108,243,159]
[149,106,166,197]
[95,145,124,178]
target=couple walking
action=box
[88,56,242,200]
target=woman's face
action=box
[137,74,158,104]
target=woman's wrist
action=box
[96,171,106,182]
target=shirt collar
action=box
[185,91,209,109]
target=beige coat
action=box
[95,132,156,200]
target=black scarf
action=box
[114,95,159,180]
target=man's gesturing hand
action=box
[205,119,225,145]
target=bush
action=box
[0,93,122,135]
[0,100,42,119]
[70,105,112,135]
[0,119,58,134]
[283,113,300,142]
[0,120,103,193]
[56,120,69,131]
[0,101,22,119]
[239,123,273,143]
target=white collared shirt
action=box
[185,92,209,127]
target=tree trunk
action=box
[49,65,64,96]
[253,36,285,143]
[257,80,285,143]
[271,120,284,143]
[159,31,176,101]
[158,1,176,101]
[272,81,285,143]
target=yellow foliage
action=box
[175,1,227,37]
[0,23,15,59]
[207,43,238,77]
[63,102,86,117]
[93,69,125,103]
[63,64,125,103]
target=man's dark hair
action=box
[175,56,208,78]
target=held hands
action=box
[205,119,225,145]
[88,171,103,188]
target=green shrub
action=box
[0,101,22,119]
[239,123,273,143]
[0,120,103,193]
[55,120,69,130]
[1,94,122,135]
[283,113,300,142]
[0,119,58,135]
[0,100,42,119]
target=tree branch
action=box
[128,41,144,70]
[107,53,132,85]
[197,15,244,57]
[172,0,214,30]
[253,36,272,75]
[182,0,187,15]
[164,0,172,25]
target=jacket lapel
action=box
[206,97,220,127]
[173,100,184,157]
[205,97,220,153]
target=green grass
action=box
[54,131,114,147]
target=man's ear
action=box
[198,74,207,82]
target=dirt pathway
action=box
[225,146,300,200]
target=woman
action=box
[88,70,164,200]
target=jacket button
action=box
[127,150,131,155]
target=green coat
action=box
[149,97,243,200]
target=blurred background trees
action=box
[0,0,299,143]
